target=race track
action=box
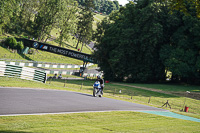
[0,87,167,116]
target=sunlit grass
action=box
[47,74,83,78]
[0,111,199,133]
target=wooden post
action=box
[148,96,151,104]
[80,82,83,90]
[131,92,134,100]
[113,88,116,96]
[64,79,66,87]
[49,78,52,84]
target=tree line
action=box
[93,0,200,84]
[77,0,120,15]
[0,0,95,51]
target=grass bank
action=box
[0,33,93,65]
[0,46,83,64]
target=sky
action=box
[116,0,129,6]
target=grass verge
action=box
[0,111,200,133]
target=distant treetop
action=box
[77,0,120,15]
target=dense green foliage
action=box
[165,0,200,18]
[4,37,17,49]
[93,0,200,84]
[16,41,24,50]
[76,0,94,51]
[0,0,16,34]
[0,0,94,51]
[4,37,24,51]
[57,0,78,47]
[77,0,120,15]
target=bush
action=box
[4,37,17,49]
[4,37,24,51]
[16,41,24,50]
[4,37,10,47]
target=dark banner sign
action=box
[18,38,95,63]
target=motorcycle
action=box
[93,81,103,97]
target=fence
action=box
[0,63,46,83]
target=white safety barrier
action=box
[0,63,46,83]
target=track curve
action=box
[0,87,167,116]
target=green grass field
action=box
[0,111,200,133]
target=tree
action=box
[0,0,17,34]
[113,0,120,10]
[79,0,120,15]
[94,0,200,84]
[93,0,167,82]
[57,0,78,47]
[17,0,39,32]
[164,0,200,18]
[33,0,60,42]
[160,14,200,83]
[75,0,94,51]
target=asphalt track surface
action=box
[0,87,167,116]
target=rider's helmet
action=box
[97,75,100,79]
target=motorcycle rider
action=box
[96,75,104,94]
[58,74,62,79]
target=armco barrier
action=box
[0,63,46,83]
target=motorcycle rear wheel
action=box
[93,88,97,97]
